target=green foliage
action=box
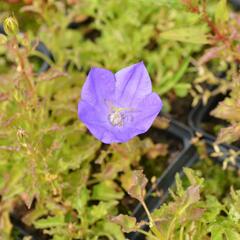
[191,0,240,109]
[160,25,209,44]
[111,214,139,233]
[0,1,239,239]
[0,25,173,238]
[15,0,207,102]
[215,0,229,24]
[117,165,240,240]
[0,18,150,239]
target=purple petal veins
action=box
[78,62,163,144]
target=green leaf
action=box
[88,201,118,224]
[139,0,184,9]
[111,214,137,233]
[70,187,89,215]
[184,168,204,186]
[160,26,209,44]
[92,221,125,240]
[210,224,224,240]
[174,83,191,97]
[34,216,65,229]
[203,196,222,222]
[157,57,190,95]
[52,236,68,240]
[225,229,240,240]
[92,180,124,201]
[215,0,229,24]
[175,173,185,197]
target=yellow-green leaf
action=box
[160,26,209,44]
[215,0,229,24]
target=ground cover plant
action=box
[0,0,240,240]
[114,165,240,240]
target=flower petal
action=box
[131,93,162,133]
[81,67,116,105]
[115,62,152,107]
[78,100,107,126]
[112,128,139,143]
[107,94,162,142]
[86,124,117,144]
[78,100,126,144]
[78,100,114,143]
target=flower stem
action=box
[166,216,176,240]
[141,200,153,225]
[180,226,184,240]
[138,229,159,240]
[141,200,164,240]
[12,36,36,96]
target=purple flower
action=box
[78,62,162,144]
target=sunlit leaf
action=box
[215,0,229,24]
[160,26,209,44]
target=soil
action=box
[28,55,46,73]
[201,116,226,136]
[168,93,193,124]
[10,200,50,240]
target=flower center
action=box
[109,110,124,127]
[105,100,133,127]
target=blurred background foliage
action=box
[0,0,240,239]
[0,0,210,101]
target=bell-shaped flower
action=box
[78,62,162,144]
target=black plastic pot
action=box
[33,41,53,73]
[130,140,240,240]
[188,94,223,142]
[0,24,53,74]
[164,116,193,148]
[10,214,49,240]
[230,0,240,10]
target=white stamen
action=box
[105,100,135,127]
[109,111,124,126]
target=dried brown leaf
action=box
[211,98,240,122]
[216,124,240,144]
